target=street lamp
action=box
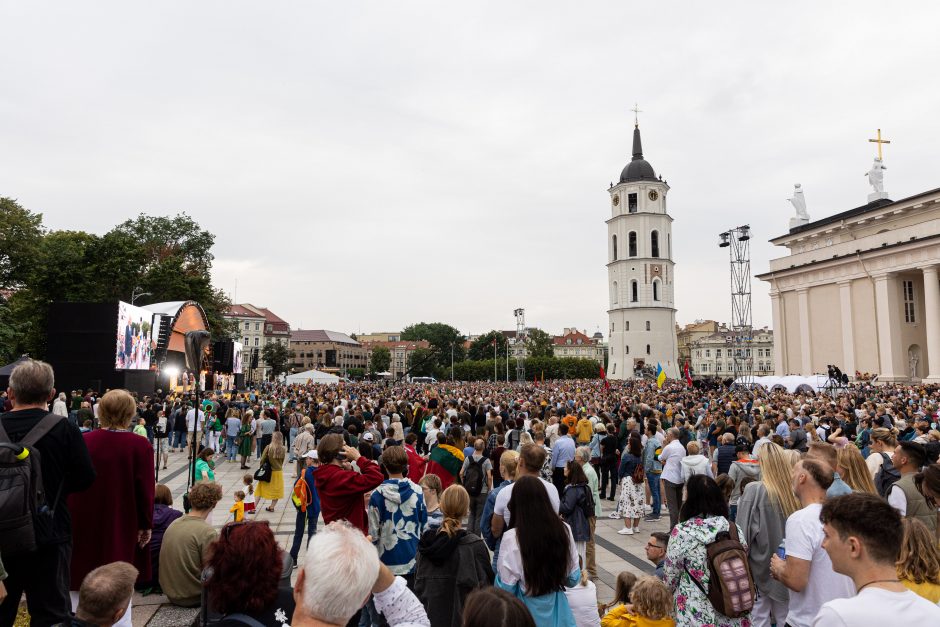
[131,286,152,305]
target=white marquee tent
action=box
[733,374,832,394]
[284,369,340,385]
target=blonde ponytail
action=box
[439,484,470,537]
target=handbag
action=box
[254,461,272,483]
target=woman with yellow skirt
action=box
[255,431,287,512]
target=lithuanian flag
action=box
[425,443,465,490]
[656,362,666,389]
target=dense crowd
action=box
[2,359,940,627]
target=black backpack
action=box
[464,456,486,497]
[0,413,63,556]
[874,453,901,497]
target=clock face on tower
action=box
[612,195,620,207]
[648,190,659,201]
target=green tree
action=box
[406,347,439,377]
[467,330,508,361]
[0,197,44,290]
[370,345,391,373]
[400,322,465,366]
[524,328,554,358]
[261,341,291,380]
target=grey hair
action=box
[300,521,380,623]
[9,359,55,405]
[575,446,592,463]
[667,428,680,440]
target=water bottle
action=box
[776,541,786,559]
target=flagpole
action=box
[494,339,497,382]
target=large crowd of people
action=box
[2,358,940,626]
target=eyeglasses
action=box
[645,542,664,550]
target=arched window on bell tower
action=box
[652,278,661,302]
[612,235,618,261]
[612,281,618,304]
[651,230,660,258]
[628,232,637,257]
[630,280,638,303]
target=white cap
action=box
[303,450,318,460]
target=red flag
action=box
[600,365,610,390]
[684,361,693,386]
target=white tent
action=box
[284,369,340,385]
[734,374,831,394]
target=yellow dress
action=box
[255,449,285,500]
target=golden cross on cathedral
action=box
[868,128,891,160]
[631,103,642,127]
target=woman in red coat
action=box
[68,389,155,624]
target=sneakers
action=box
[644,504,653,513]
[617,528,634,535]
[608,512,620,519]
[644,514,661,522]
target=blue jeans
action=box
[288,427,298,461]
[729,504,738,522]
[289,507,318,563]
[226,436,237,460]
[646,472,662,516]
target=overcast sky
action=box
[3,1,938,338]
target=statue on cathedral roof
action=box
[788,183,810,229]
[866,157,887,195]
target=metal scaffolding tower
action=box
[719,226,754,387]
[514,308,526,382]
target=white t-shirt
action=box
[813,586,940,626]
[887,483,908,515]
[564,580,602,627]
[185,408,205,432]
[658,439,686,484]
[493,477,560,525]
[784,503,856,627]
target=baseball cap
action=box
[303,450,318,460]
[362,432,374,442]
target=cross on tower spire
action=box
[868,128,891,160]
[630,103,642,128]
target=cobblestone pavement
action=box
[22,446,668,625]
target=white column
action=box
[873,273,901,380]
[838,281,856,378]
[770,291,786,375]
[922,266,940,382]
[797,288,813,375]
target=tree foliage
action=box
[467,330,508,361]
[406,347,440,377]
[261,341,291,380]
[0,202,232,359]
[525,328,554,358]
[370,345,391,373]
[0,198,44,291]
[400,322,465,365]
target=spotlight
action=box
[719,232,730,248]
[165,367,180,379]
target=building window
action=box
[255,322,260,331]
[646,321,651,331]
[626,321,630,331]
[628,193,638,213]
[652,279,660,302]
[651,230,660,258]
[612,281,618,304]
[667,233,671,258]
[244,321,249,330]
[903,280,916,323]
[628,232,637,257]
[612,235,618,261]
[646,344,651,355]
[705,349,710,357]
[631,280,638,302]
[254,337,259,346]
[716,349,722,358]
[625,345,629,354]
[610,322,614,333]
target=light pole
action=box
[131,286,152,305]
[450,343,454,381]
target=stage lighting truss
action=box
[514,308,526,383]
[720,226,754,389]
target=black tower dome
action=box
[619,125,657,183]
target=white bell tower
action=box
[606,120,679,380]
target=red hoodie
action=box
[314,457,384,534]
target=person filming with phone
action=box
[314,434,384,535]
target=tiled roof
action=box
[553,330,595,346]
[362,340,430,350]
[290,329,360,346]
[226,304,265,319]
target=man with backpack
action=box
[0,359,96,627]
[458,438,492,535]
[887,441,937,534]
